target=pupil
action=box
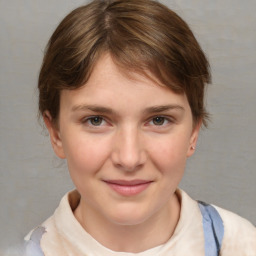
[153,117,164,125]
[91,117,102,126]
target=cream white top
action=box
[25,189,256,256]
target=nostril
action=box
[114,163,144,172]
[111,130,147,172]
[111,150,146,172]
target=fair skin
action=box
[44,54,201,253]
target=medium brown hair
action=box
[38,0,211,126]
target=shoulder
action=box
[24,190,81,255]
[24,226,46,256]
[24,207,65,255]
[181,188,256,255]
[213,205,256,255]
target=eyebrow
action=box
[71,104,184,114]
[143,105,185,114]
[71,104,114,114]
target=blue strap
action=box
[25,226,46,256]
[198,201,224,256]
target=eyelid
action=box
[81,115,108,126]
[146,115,175,126]
[80,114,175,127]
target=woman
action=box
[25,0,256,255]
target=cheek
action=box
[148,134,190,173]
[63,135,112,177]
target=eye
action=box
[83,116,105,126]
[150,116,170,126]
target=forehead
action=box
[60,54,191,113]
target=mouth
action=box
[103,179,153,196]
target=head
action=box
[38,0,210,128]
[38,0,211,240]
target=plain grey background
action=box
[1,0,256,253]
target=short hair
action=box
[38,0,211,126]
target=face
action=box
[45,54,200,227]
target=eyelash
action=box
[81,115,173,128]
[147,116,174,127]
[81,116,107,127]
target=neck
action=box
[74,193,180,253]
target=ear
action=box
[43,111,66,159]
[187,121,201,157]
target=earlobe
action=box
[187,121,201,157]
[43,111,66,159]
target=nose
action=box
[111,126,146,172]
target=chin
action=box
[107,204,152,226]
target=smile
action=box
[103,180,152,196]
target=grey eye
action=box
[152,117,165,125]
[89,116,103,126]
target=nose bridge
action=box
[112,124,145,171]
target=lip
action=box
[103,179,152,196]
